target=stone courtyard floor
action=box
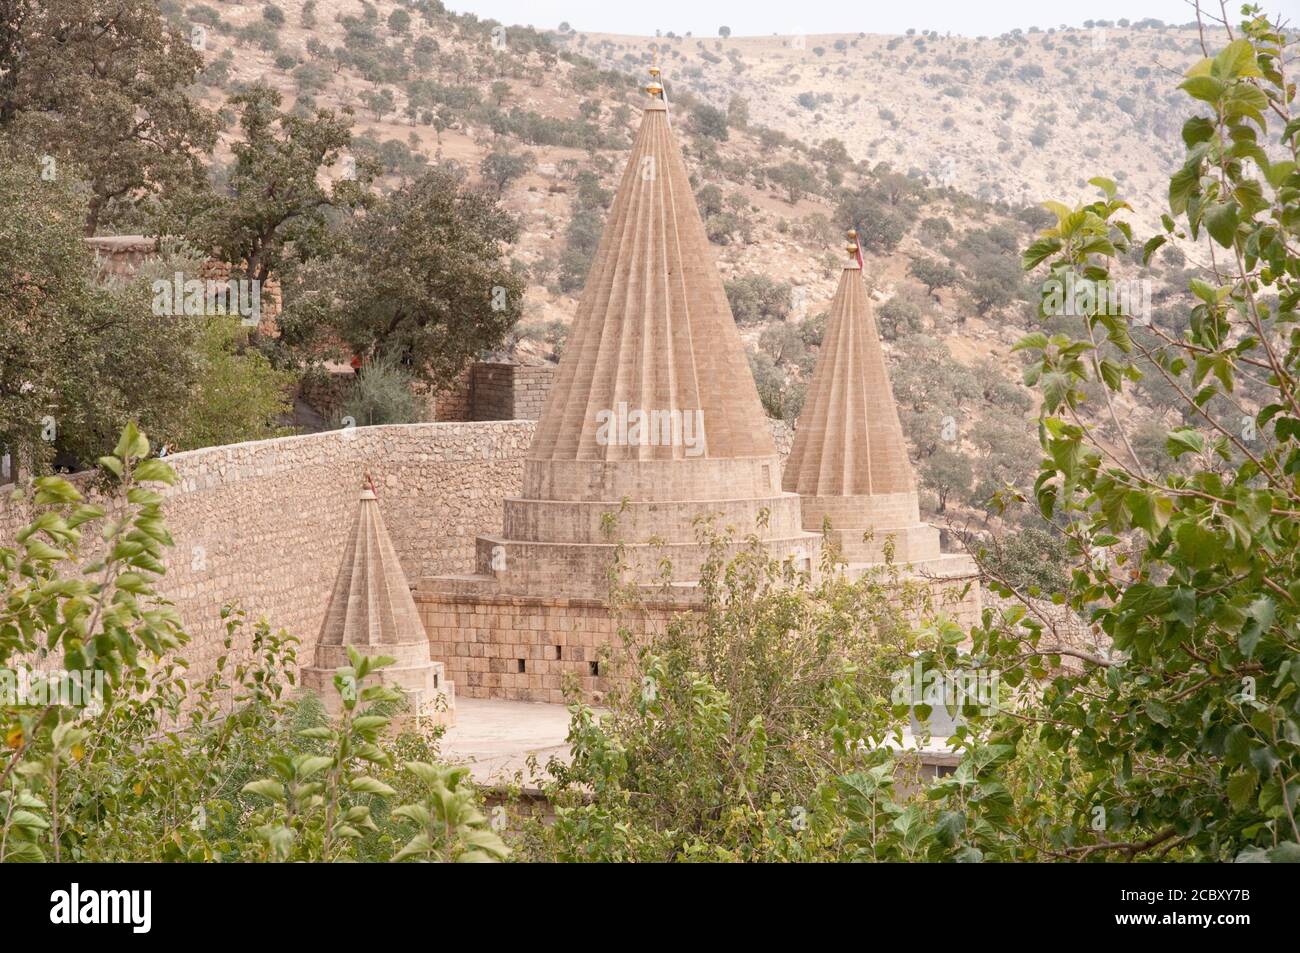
[438,698,577,786]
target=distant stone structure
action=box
[412,69,976,704]
[426,361,557,423]
[302,483,454,724]
[82,235,282,331]
[85,235,161,278]
[784,231,972,582]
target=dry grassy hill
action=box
[562,25,1201,227]
[170,0,1199,530]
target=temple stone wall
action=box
[416,591,677,703]
[416,572,981,704]
[0,423,532,681]
[0,419,794,688]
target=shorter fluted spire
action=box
[316,483,426,648]
[784,235,915,497]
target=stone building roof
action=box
[316,485,426,650]
[783,235,916,498]
[527,76,774,464]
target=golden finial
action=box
[846,229,859,260]
[644,49,665,98]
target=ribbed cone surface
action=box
[784,264,916,496]
[317,490,426,648]
[528,101,775,464]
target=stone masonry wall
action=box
[0,423,533,682]
[469,363,515,420]
[0,417,801,692]
[510,365,555,420]
[469,362,556,421]
[304,362,556,425]
[416,567,979,705]
[432,367,473,421]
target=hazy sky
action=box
[449,0,1298,38]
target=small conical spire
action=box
[304,480,453,721]
[784,242,914,497]
[316,481,425,649]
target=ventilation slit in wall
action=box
[517,659,526,674]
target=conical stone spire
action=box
[784,233,940,565]
[441,69,816,598]
[527,66,775,482]
[303,484,453,721]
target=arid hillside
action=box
[561,23,1202,226]
[170,0,1199,528]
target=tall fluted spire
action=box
[528,66,774,465]
[784,232,915,497]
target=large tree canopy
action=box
[320,166,525,387]
[0,142,199,471]
[0,0,217,234]
[188,84,372,286]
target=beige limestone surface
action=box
[301,485,453,723]
[439,697,575,785]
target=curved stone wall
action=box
[1,423,533,678]
[0,420,794,684]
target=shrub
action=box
[176,318,296,450]
[516,526,963,861]
[338,357,426,427]
[877,297,924,340]
[692,102,729,141]
[724,274,791,325]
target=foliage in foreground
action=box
[0,426,504,862]
[982,6,1300,862]
[506,532,1015,862]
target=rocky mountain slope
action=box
[168,0,1197,527]
[561,23,1201,226]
